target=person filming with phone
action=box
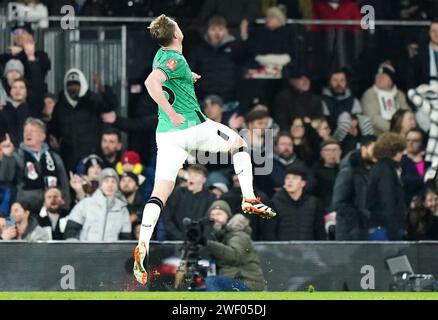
[0,212,17,240]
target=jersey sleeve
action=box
[155,54,184,81]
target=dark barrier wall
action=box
[0,241,437,292]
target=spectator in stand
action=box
[101,89,158,167]
[189,16,244,107]
[42,93,57,123]
[407,188,438,240]
[115,151,146,185]
[119,172,146,224]
[265,166,326,240]
[366,132,407,241]
[412,19,438,86]
[255,132,310,198]
[311,0,362,32]
[1,55,46,134]
[209,182,229,200]
[0,22,51,91]
[0,212,16,240]
[69,154,103,203]
[240,6,295,80]
[241,108,276,176]
[332,135,377,240]
[0,118,70,212]
[50,69,114,171]
[1,78,31,145]
[162,164,216,240]
[321,68,363,133]
[390,109,417,138]
[401,128,430,204]
[65,168,131,241]
[9,201,51,241]
[361,63,411,135]
[249,104,280,136]
[202,95,244,130]
[273,66,324,131]
[312,118,333,142]
[2,58,25,97]
[312,139,342,212]
[198,0,261,35]
[37,187,69,240]
[337,113,375,156]
[408,83,438,166]
[241,108,269,153]
[14,0,49,29]
[321,68,374,150]
[289,117,322,167]
[97,127,123,170]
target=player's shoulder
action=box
[156,48,184,63]
[155,49,186,75]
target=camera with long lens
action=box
[174,217,211,291]
[184,217,206,246]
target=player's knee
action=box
[232,136,247,150]
[231,137,249,156]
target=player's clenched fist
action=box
[169,112,185,127]
[192,72,201,83]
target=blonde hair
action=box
[24,117,46,133]
[148,14,176,46]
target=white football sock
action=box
[139,202,162,253]
[232,151,256,199]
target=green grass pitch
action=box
[0,292,437,300]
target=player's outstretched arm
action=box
[145,69,185,127]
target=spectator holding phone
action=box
[0,212,17,240]
[6,201,52,241]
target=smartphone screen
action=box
[6,218,15,228]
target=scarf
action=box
[373,85,399,121]
[22,149,60,191]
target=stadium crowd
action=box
[1,0,438,243]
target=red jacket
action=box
[312,0,362,31]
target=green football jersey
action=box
[152,48,206,132]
